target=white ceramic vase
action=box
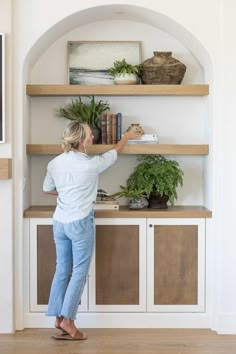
[114,73,138,85]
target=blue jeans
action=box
[46,210,95,320]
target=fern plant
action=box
[56,96,110,128]
[124,154,184,206]
[112,185,146,199]
[107,59,143,77]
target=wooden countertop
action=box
[24,205,212,218]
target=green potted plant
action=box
[107,59,143,85]
[56,96,110,143]
[118,154,184,209]
[112,185,148,209]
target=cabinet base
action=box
[22,312,211,329]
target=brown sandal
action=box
[55,326,68,335]
[52,330,87,341]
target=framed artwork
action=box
[67,41,141,85]
[0,33,5,143]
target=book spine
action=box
[112,114,117,144]
[116,112,122,141]
[106,113,113,144]
[101,112,107,144]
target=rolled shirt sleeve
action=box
[43,165,56,192]
[93,149,118,174]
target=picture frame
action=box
[0,33,5,143]
[67,41,141,85]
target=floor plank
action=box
[1,329,236,354]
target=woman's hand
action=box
[114,131,142,154]
[123,130,142,140]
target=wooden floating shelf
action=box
[0,158,12,179]
[24,205,212,219]
[26,144,209,155]
[26,84,209,96]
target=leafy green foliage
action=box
[112,185,146,199]
[126,154,184,206]
[56,96,110,128]
[107,59,143,77]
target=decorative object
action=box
[107,59,143,85]
[112,185,148,210]
[125,154,184,209]
[141,51,186,85]
[126,123,144,135]
[0,33,5,143]
[128,197,149,209]
[68,41,141,85]
[56,96,110,144]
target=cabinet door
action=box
[29,218,88,312]
[89,218,146,312]
[147,218,205,312]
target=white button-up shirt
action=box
[43,149,117,223]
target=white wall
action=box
[0,0,231,334]
[214,0,236,334]
[0,0,14,333]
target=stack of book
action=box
[101,112,122,144]
[94,189,119,210]
[126,133,159,144]
[93,200,119,210]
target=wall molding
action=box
[0,158,12,179]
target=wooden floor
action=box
[1,329,236,354]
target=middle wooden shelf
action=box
[26,144,209,155]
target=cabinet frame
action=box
[147,218,205,313]
[29,218,88,312]
[89,218,147,312]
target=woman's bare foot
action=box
[55,316,64,329]
[54,316,68,334]
[60,318,87,339]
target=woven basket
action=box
[141,52,186,85]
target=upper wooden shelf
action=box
[26,144,209,155]
[24,205,212,219]
[26,84,209,96]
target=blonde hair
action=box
[61,122,91,152]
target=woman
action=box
[43,121,140,340]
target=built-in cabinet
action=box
[27,215,206,314]
[24,83,211,327]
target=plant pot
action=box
[148,192,169,209]
[128,197,149,209]
[91,126,101,144]
[114,73,138,85]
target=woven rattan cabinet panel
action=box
[154,225,198,305]
[95,225,139,305]
[37,225,55,304]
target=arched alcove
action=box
[24,4,212,77]
[20,3,214,330]
[23,4,212,206]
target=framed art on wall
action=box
[0,33,5,143]
[67,41,141,85]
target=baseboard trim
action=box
[23,312,211,329]
[216,313,236,334]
